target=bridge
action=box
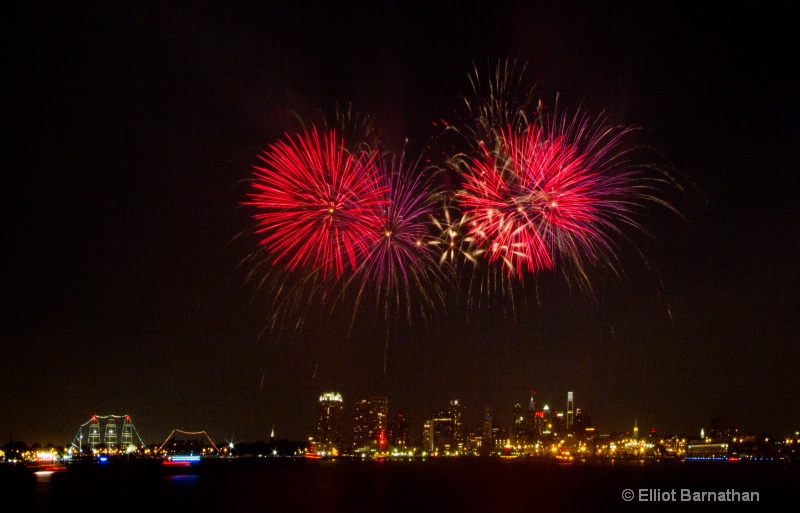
[71,414,145,452]
[157,429,220,456]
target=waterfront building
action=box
[316,392,344,455]
[387,414,409,448]
[427,400,464,454]
[686,439,729,460]
[352,396,389,454]
[422,420,433,453]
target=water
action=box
[5,458,798,512]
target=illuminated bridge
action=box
[71,414,145,452]
[157,429,221,456]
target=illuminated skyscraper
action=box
[481,405,493,456]
[448,399,464,447]
[428,400,464,454]
[316,392,344,454]
[510,392,539,444]
[566,391,574,432]
[352,396,389,452]
[422,420,433,453]
[554,412,566,433]
[540,405,552,435]
[522,391,537,443]
[512,402,524,444]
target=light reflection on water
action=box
[164,473,201,502]
[34,470,56,511]
[34,470,55,482]
[17,459,798,512]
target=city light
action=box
[2,398,796,467]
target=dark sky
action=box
[3,1,798,447]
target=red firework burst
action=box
[244,127,387,278]
[457,119,641,278]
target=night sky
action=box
[3,2,798,447]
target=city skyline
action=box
[11,386,796,450]
[3,2,798,447]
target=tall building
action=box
[574,408,593,437]
[566,391,574,433]
[540,404,552,436]
[481,405,494,456]
[524,391,537,439]
[352,396,389,452]
[511,391,539,444]
[316,392,344,455]
[512,402,524,444]
[554,412,566,434]
[387,414,409,448]
[422,420,433,453]
[428,399,464,454]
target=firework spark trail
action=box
[463,58,538,148]
[429,198,483,269]
[457,122,621,277]
[346,155,446,330]
[244,127,387,278]
[241,59,681,341]
[243,125,450,337]
[536,108,679,280]
[457,115,666,282]
[443,59,679,292]
[236,240,337,339]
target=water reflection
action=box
[34,470,55,511]
[164,473,201,502]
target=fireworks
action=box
[242,59,679,333]
[463,58,539,149]
[243,125,447,329]
[346,156,445,326]
[441,59,678,299]
[244,127,386,279]
[457,117,651,279]
[429,198,483,268]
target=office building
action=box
[352,396,389,453]
[316,392,344,454]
